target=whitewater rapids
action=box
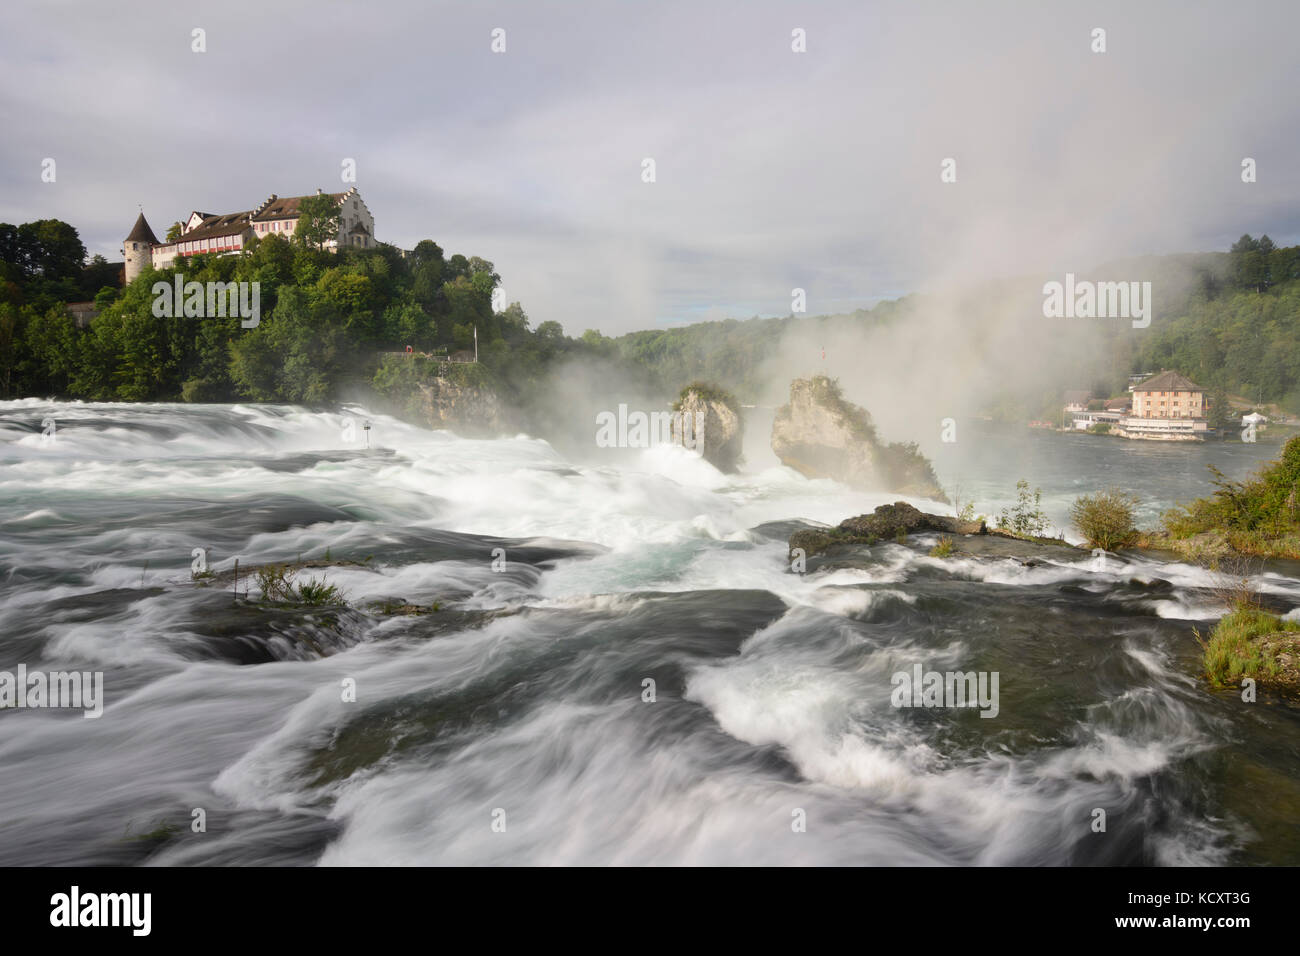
[0,400,1297,866]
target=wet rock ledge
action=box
[789,501,987,558]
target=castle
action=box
[123,187,375,283]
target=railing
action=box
[376,349,474,363]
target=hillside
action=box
[3,220,1298,427]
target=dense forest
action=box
[1130,236,1300,408]
[3,213,1298,423]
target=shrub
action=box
[254,565,343,605]
[929,535,955,558]
[1162,436,1300,539]
[998,479,1050,537]
[180,376,225,403]
[295,576,344,606]
[255,564,295,602]
[946,484,978,522]
[672,381,739,414]
[1070,489,1138,550]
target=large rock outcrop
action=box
[670,383,744,473]
[789,501,984,558]
[371,355,511,436]
[417,376,507,436]
[771,375,944,499]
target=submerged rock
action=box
[771,375,944,499]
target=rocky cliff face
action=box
[671,384,744,473]
[771,375,945,499]
[416,375,508,436]
[372,355,512,437]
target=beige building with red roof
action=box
[123,187,374,282]
[1116,371,1211,440]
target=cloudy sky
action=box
[3,0,1298,335]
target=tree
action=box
[1206,387,1234,435]
[444,254,470,282]
[498,302,530,341]
[166,222,183,243]
[442,274,492,344]
[293,194,342,251]
[1,219,86,281]
[82,254,121,299]
[411,240,444,266]
[467,255,501,286]
[0,303,20,396]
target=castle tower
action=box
[122,211,159,284]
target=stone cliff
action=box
[771,375,944,499]
[670,383,744,472]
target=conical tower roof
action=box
[125,211,159,244]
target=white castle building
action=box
[123,187,375,283]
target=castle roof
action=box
[251,191,348,221]
[158,211,253,247]
[125,212,159,244]
[1133,371,1204,392]
[142,187,365,249]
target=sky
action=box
[3,0,1299,336]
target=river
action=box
[0,400,1296,865]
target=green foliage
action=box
[0,219,86,282]
[671,381,739,413]
[998,479,1050,537]
[1197,607,1300,686]
[946,484,978,522]
[7,217,1298,432]
[802,375,878,441]
[881,440,945,499]
[254,564,344,605]
[1206,387,1234,433]
[254,564,296,602]
[929,535,955,558]
[295,576,344,605]
[1164,435,1300,540]
[294,193,342,251]
[1070,489,1138,550]
[1125,243,1300,412]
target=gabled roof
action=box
[1134,371,1204,392]
[125,212,159,244]
[161,212,252,245]
[251,191,347,221]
